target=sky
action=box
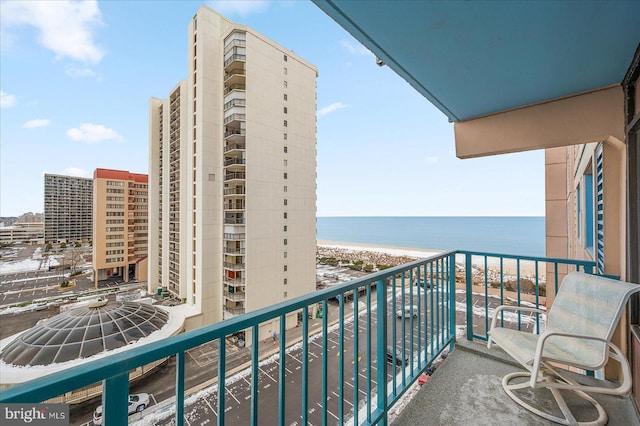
[0,0,545,218]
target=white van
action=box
[396,305,418,318]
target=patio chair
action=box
[487,271,640,425]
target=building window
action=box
[284,225,287,232]
[284,172,288,179]
[284,251,287,258]
[284,67,287,75]
[284,120,287,127]
[284,291,287,298]
[284,54,287,61]
[284,265,287,271]
[284,146,287,153]
[284,160,287,167]
[284,94,287,101]
[283,107,287,114]
[284,238,287,245]
[284,199,287,206]
[284,133,287,140]
[284,212,287,219]
[284,278,287,285]
[284,81,287,88]
[284,186,287,192]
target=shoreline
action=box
[317,240,544,279]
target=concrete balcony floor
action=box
[393,339,640,426]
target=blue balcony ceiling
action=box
[312,1,640,122]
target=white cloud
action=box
[425,156,439,165]
[340,40,373,56]
[1,91,16,108]
[65,64,101,80]
[1,0,104,64]
[209,0,270,17]
[318,102,348,118]
[61,167,90,178]
[23,119,51,129]
[66,123,123,144]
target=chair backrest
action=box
[548,272,640,340]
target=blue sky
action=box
[0,0,544,218]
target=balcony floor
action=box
[393,339,640,426]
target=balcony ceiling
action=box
[312,1,640,122]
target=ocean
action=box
[317,216,545,257]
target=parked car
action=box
[93,393,149,425]
[417,279,431,289]
[396,305,418,318]
[386,345,408,365]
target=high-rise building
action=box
[93,169,149,284]
[149,5,318,332]
[44,174,93,243]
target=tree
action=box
[60,242,67,249]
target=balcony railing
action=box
[223,187,246,195]
[224,172,246,181]
[223,290,246,301]
[224,54,246,67]
[223,232,246,240]
[0,251,598,426]
[224,129,245,139]
[224,113,246,124]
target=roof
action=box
[94,168,148,183]
[312,1,640,122]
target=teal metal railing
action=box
[0,252,457,426]
[0,250,600,424]
[456,251,596,342]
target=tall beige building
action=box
[149,5,318,332]
[93,169,149,284]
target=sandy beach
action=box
[317,240,543,278]
[317,240,548,304]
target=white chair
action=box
[487,271,640,425]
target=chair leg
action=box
[502,371,607,426]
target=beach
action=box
[317,240,547,305]
[317,240,544,279]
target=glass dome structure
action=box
[1,301,169,366]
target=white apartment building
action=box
[149,5,318,334]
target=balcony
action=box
[223,187,246,196]
[224,71,245,88]
[5,250,635,426]
[224,172,246,182]
[223,141,245,153]
[223,290,246,302]
[223,113,246,125]
[224,53,246,69]
[223,232,245,241]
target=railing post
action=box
[449,254,456,351]
[102,373,129,426]
[376,278,388,425]
[465,253,473,341]
[176,352,185,426]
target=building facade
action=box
[44,174,92,243]
[93,169,149,284]
[149,5,318,333]
[0,222,44,244]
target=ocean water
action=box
[317,217,545,257]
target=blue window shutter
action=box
[596,144,604,274]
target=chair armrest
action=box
[529,331,608,387]
[487,304,546,348]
